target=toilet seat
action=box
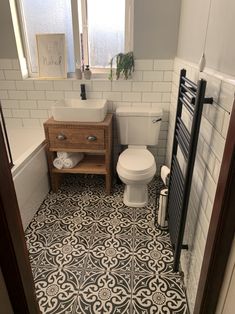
[117,148,156,181]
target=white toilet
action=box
[116,106,162,207]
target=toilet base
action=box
[123,184,148,207]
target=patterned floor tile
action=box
[25,174,188,313]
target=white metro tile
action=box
[22,119,41,128]
[4,70,22,80]
[46,91,64,100]
[199,72,221,103]
[8,90,27,100]
[5,118,23,128]
[112,81,132,92]
[218,81,235,113]
[142,92,162,102]
[203,103,225,134]
[0,90,9,100]
[122,92,141,102]
[27,90,46,100]
[1,99,19,108]
[54,80,73,90]
[0,59,13,69]
[131,71,143,81]
[34,80,54,90]
[132,102,151,108]
[12,109,30,118]
[134,60,153,71]
[221,111,231,138]
[213,158,221,183]
[37,100,56,109]
[200,116,225,161]
[30,110,49,118]
[132,82,152,92]
[19,100,37,109]
[0,70,5,79]
[92,81,111,91]
[0,80,16,90]
[162,93,171,102]
[16,80,35,90]
[112,102,131,111]
[2,109,12,117]
[86,92,103,99]
[163,71,173,81]
[103,92,122,101]
[152,82,172,92]
[154,59,174,71]
[143,71,164,82]
[12,59,20,70]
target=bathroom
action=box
[0,0,235,313]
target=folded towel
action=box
[53,157,64,170]
[63,153,84,169]
[57,151,74,159]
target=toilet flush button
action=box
[152,118,162,123]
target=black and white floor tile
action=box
[25,175,188,314]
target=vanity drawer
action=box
[48,127,105,149]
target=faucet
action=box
[80,84,86,100]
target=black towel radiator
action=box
[167,69,213,272]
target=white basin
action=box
[52,99,108,122]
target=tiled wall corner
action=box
[0,58,174,170]
[167,57,234,313]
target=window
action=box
[17,0,133,77]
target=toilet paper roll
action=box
[161,165,170,186]
[158,188,168,228]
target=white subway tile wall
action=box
[0,58,173,170]
[166,57,233,313]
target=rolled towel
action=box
[53,157,64,170]
[63,153,84,169]
[57,151,74,159]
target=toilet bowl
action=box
[117,146,156,207]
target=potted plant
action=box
[109,51,134,80]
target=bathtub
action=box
[7,128,50,230]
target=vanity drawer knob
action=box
[56,133,67,141]
[87,135,97,142]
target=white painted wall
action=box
[0,0,18,58]
[177,0,235,76]
[134,0,181,59]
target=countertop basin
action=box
[52,99,108,122]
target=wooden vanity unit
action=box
[44,114,113,194]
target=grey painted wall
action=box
[0,0,181,60]
[134,0,181,59]
[177,0,235,76]
[0,0,18,58]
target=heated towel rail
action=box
[167,69,213,272]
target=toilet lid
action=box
[118,148,155,174]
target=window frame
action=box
[16,0,134,78]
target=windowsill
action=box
[25,70,111,81]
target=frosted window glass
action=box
[87,0,125,68]
[21,0,74,73]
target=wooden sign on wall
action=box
[36,33,67,78]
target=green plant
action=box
[109,51,134,80]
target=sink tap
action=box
[80,84,86,100]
